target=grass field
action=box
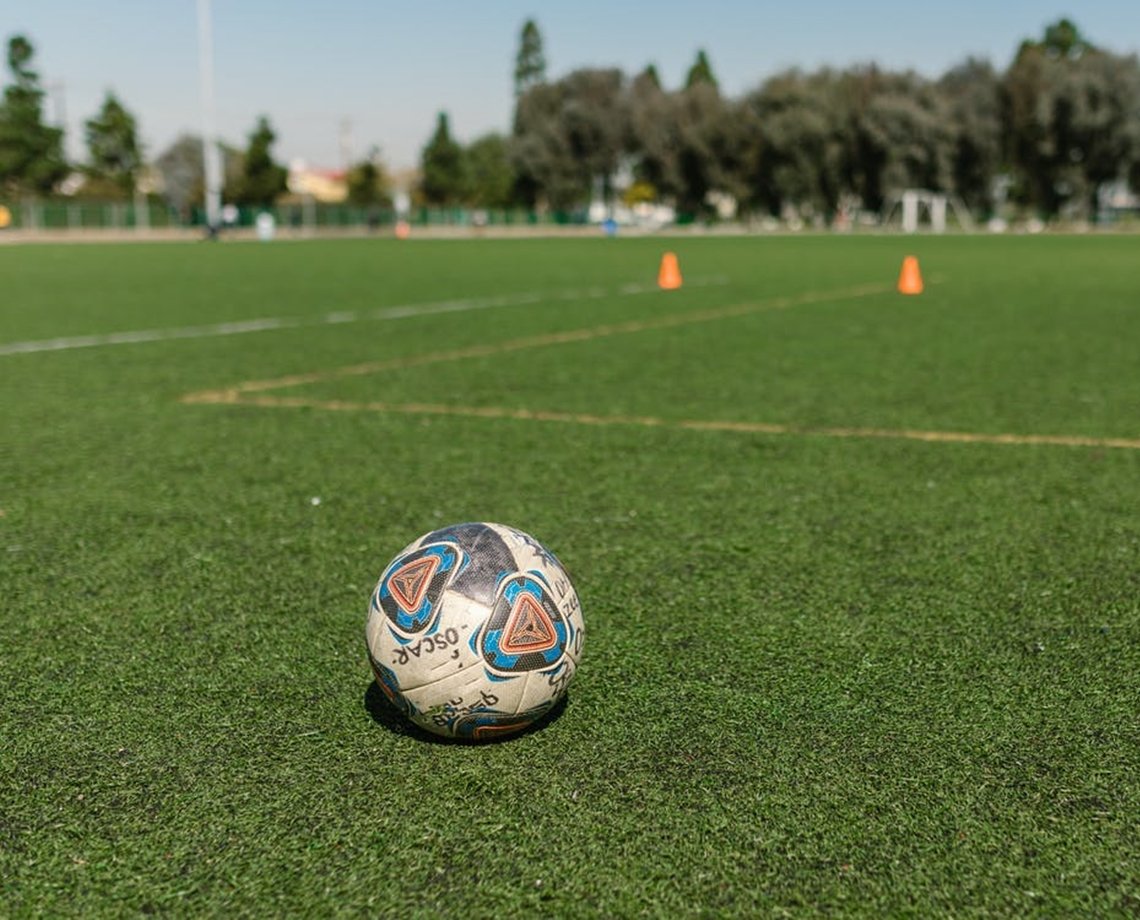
[2,233,1138,916]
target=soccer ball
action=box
[365,522,585,741]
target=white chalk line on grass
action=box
[182,280,895,404]
[0,276,729,357]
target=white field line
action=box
[0,275,729,357]
[181,280,894,404]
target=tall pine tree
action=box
[420,112,467,205]
[0,35,68,195]
[514,20,546,97]
[231,116,288,207]
[85,91,142,196]
[685,50,719,91]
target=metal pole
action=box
[135,187,149,232]
[197,0,223,232]
[339,117,353,171]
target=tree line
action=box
[2,18,1139,222]
[495,17,1140,220]
[0,35,301,213]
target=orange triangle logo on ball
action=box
[501,593,557,654]
[389,556,438,613]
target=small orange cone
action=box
[897,256,924,295]
[658,252,683,290]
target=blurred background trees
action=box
[346,147,392,208]
[228,116,288,207]
[83,92,142,198]
[0,35,67,195]
[3,17,1140,225]
[1001,20,1140,217]
[500,16,1140,222]
[420,111,467,206]
[513,18,546,98]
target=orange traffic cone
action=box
[658,252,683,290]
[897,256,924,295]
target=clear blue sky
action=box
[8,1,1140,174]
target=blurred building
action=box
[286,160,347,203]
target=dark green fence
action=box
[0,199,592,232]
[0,199,179,231]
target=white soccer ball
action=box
[365,522,585,741]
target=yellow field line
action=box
[180,281,890,405]
[180,274,1138,450]
[678,418,1140,450]
[214,395,1140,451]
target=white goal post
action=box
[883,189,975,233]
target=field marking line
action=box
[215,395,1140,451]
[0,275,728,357]
[181,274,1140,451]
[181,280,892,404]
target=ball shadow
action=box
[362,681,569,745]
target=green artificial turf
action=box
[1,235,1137,916]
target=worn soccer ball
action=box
[365,522,585,741]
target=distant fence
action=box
[0,198,597,233]
[0,199,180,231]
[216,203,569,230]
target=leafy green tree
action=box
[744,69,846,217]
[465,133,515,208]
[863,75,953,200]
[346,147,391,207]
[685,49,719,91]
[511,69,628,211]
[560,68,628,201]
[0,35,67,195]
[1003,20,1140,216]
[631,73,750,216]
[511,81,580,209]
[668,83,750,215]
[1002,40,1050,208]
[938,59,1002,212]
[231,116,288,207]
[154,133,241,216]
[1043,50,1140,215]
[514,19,546,97]
[154,134,204,214]
[420,112,467,205]
[628,66,675,195]
[832,67,953,212]
[84,91,142,196]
